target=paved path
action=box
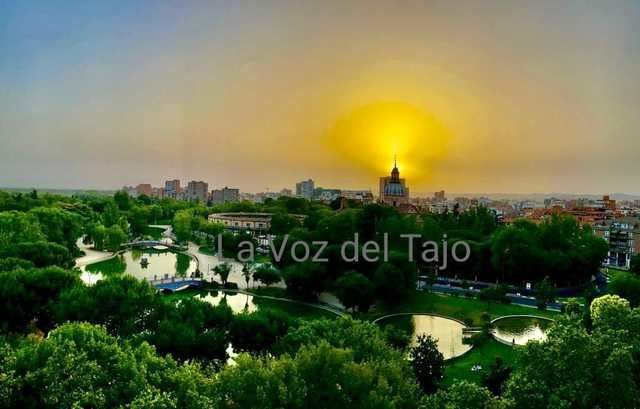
[74,238,116,268]
[427,284,563,312]
[222,288,347,317]
[184,242,288,291]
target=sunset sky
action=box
[1,1,639,195]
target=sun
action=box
[325,101,451,183]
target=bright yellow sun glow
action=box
[325,101,451,184]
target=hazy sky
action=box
[1,1,639,194]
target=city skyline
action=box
[2,1,640,194]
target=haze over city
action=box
[2,1,639,194]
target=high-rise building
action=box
[296,179,315,199]
[135,184,152,197]
[593,217,640,268]
[185,180,209,203]
[164,179,181,199]
[150,187,164,199]
[211,187,240,204]
[434,190,446,203]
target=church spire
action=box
[390,154,400,182]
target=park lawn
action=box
[198,245,216,256]
[162,288,336,321]
[443,339,519,387]
[369,290,558,326]
[253,298,338,320]
[254,253,272,264]
[142,226,166,240]
[84,255,126,275]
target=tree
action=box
[87,223,108,250]
[54,275,159,336]
[631,254,640,274]
[0,211,44,251]
[102,201,120,227]
[229,309,292,354]
[128,205,150,236]
[2,241,73,268]
[172,209,195,243]
[478,285,510,306]
[241,264,252,288]
[252,264,281,287]
[504,316,639,409]
[282,261,326,299]
[563,297,582,317]
[372,262,407,304]
[0,257,34,272]
[2,322,216,408]
[28,207,83,255]
[482,357,512,396]
[213,263,232,286]
[334,271,375,312]
[409,334,444,394]
[275,317,406,363]
[113,190,131,210]
[590,294,631,329]
[534,277,555,310]
[212,342,421,409]
[0,266,80,332]
[147,297,232,363]
[423,381,500,409]
[105,225,127,252]
[269,212,301,235]
[609,272,640,307]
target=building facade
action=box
[341,189,374,204]
[296,179,315,199]
[208,212,306,232]
[211,187,240,204]
[185,180,209,203]
[164,179,181,199]
[379,159,410,207]
[594,217,640,268]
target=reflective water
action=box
[81,249,197,284]
[379,314,471,360]
[492,317,552,345]
[195,291,258,313]
[411,315,471,359]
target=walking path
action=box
[74,238,116,268]
[221,288,347,317]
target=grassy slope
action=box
[369,290,558,386]
[443,340,519,386]
[141,226,166,240]
[163,289,336,321]
[167,287,555,386]
[369,290,557,326]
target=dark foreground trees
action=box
[410,335,445,394]
[1,319,422,409]
[0,323,217,409]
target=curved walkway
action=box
[220,288,347,317]
[74,238,117,268]
[371,312,469,326]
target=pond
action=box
[195,291,258,313]
[492,316,553,346]
[377,314,472,360]
[80,248,197,285]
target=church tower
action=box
[379,155,410,207]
